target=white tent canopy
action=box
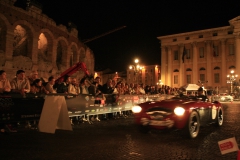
[180,84,201,91]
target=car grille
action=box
[146,107,173,120]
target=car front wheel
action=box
[185,111,200,138]
[215,107,223,126]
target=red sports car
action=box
[131,95,223,138]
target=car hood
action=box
[139,99,196,110]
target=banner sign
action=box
[0,93,170,123]
[218,137,239,155]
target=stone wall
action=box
[0,0,95,81]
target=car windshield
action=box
[172,95,203,101]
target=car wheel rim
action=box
[190,116,198,136]
[218,111,223,125]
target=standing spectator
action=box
[144,85,151,94]
[0,70,11,133]
[28,70,39,85]
[79,77,89,94]
[30,79,49,94]
[124,83,131,95]
[102,78,114,94]
[87,76,96,95]
[11,70,30,95]
[93,76,102,96]
[68,77,80,95]
[57,75,70,93]
[0,70,11,93]
[45,76,57,93]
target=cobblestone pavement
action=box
[0,102,240,160]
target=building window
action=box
[214,66,220,70]
[213,45,219,57]
[186,49,190,59]
[173,38,177,42]
[200,67,206,71]
[212,33,218,36]
[174,50,178,60]
[185,37,189,40]
[186,68,192,71]
[214,73,220,83]
[174,75,178,84]
[199,47,204,58]
[173,69,179,72]
[199,35,203,38]
[186,75,191,84]
[229,44,234,55]
[200,74,205,82]
[228,31,233,34]
[229,66,235,69]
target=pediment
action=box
[229,16,240,26]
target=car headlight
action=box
[132,105,142,113]
[174,107,185,116]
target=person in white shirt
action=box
[11,70,30,95]
[45,76,57,93]
[0,70,11,93]
[68,77,80,95]
[79,77,89,94]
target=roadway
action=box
[0,102,240,160]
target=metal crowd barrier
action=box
[0,93,174,124]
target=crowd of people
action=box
[0,69,180,97]
[0,69,180,133]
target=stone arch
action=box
[36,29,55,74]
[12,20,35,59]
[173,69,179,72]
[214,66,220,70]
[69,42,78,66]
[38,29,54,63]
[0,13,11,52]
[186,68,192,71]
[56,36,68,71]
[0,13,13,65]
[229,65,235,69]
[199,67,206,70]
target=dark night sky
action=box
[15,0,240,71]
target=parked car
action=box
[131,95,223,138]
[213,93,234,102]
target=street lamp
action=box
[227,70,238,93]
[129,58,143,84]
[157,79,163,86]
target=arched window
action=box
[173,69,179,72]
[229,66,235,69]
[199,67,205,71]
[214,66,220,70]
[186,68,192,71]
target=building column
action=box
[4,30,14,68]
[221,39,227,87]
[206,41,212,86]
[167,46,172,86]
[235,35,240,76]
[192,42,198,83]
[31,33,39,70]
[161,46,167,85]
[142,67,146,85]
[180,45,184,86]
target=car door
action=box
[197,100,211,124]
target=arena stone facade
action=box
[0,0,95,81]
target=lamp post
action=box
[129,58,143,84]
[227,70,238,93]
[157,79,163,87]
